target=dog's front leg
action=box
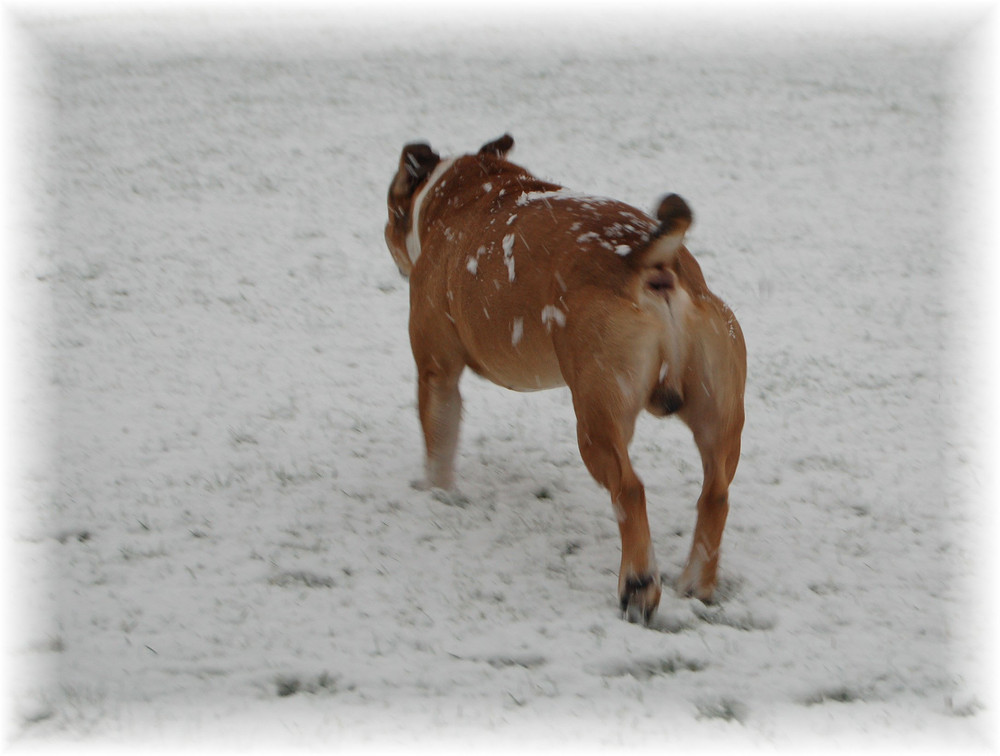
[574,404,662,622]
[414,361,464,491]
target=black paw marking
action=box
[620,575,657,624]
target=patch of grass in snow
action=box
[802,686,866,706]
[119,544,168,561]
[946,694,984,718]
[486,654,548,670]
[227,426,259,446]
[274,672,340,697]
[272,463,328,487]
[268,570,336,589]
[602,655,707,680]
[55,529,92,544]
[691,602,776,632]
[696,697,747,723]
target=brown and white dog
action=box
[384,134,746,622]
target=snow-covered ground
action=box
[3,4,998,751]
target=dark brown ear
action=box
[390,142,441,201]
[626,194,693,271]
[401,142,440,182]
[478,133,514,158]
[654,194,692,232]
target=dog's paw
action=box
[430,488,469,507]
[676,568,717,604]
[619,574,662,625]
[410,477,433,492]
[411,479,469,507]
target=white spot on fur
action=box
[541,305,566,331]
[511,317,524,346]
[483,182,493,193]
[517,188,617,206]
[506,214,517,225]
[502,234,516,282]
[612,500,627,523]
[466,257,478,275]
[405,157,456,265]
[576,231,616,252]
[686,541,710,581]
[614,244,631,256]
[516,189,562,206]
[615,372,633,403]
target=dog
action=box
[384,134,746,622]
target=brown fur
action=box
[384,135,747,621]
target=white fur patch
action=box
[502,234,516,282]
[612,499,627,523]
[511,317,524,346]
[541,305,566,331]
[405,157,456,265]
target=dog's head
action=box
[384,135,515,278]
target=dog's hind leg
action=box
[573,400,661,622]
[414,358,465,491]
[677,404,743,602]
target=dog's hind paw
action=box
[430,488,469,507]
[410,477,433,492]
[411,479,469,507]
[676,569,718,604]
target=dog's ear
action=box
[478,133,514,158]
[654,194,692,234]
[628,194,693,271]
[390,142,441,200]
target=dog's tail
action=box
[627,194,692,271]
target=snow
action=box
[2,3,999,752]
